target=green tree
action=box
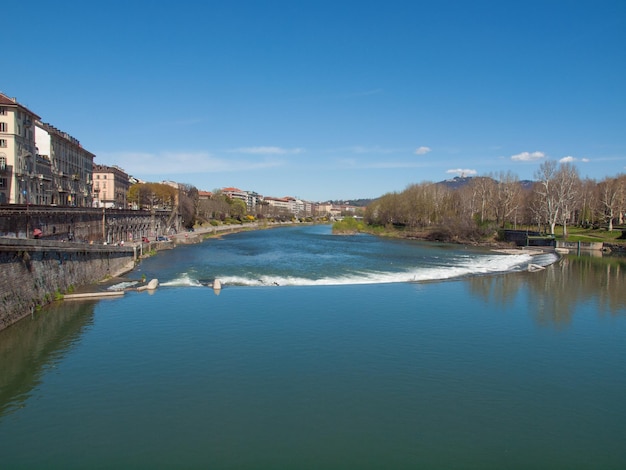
[229,198,247,220]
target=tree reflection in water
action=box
[468,254,626,327]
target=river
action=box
[1,224,625,469]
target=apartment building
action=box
[0,93,41,204]
[92,164,130,208]
[221,187,248,204]
[35,121,95,206]
[264,196,294,215]
[0,92,96,206]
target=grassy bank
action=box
[334,218,626,249]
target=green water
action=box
[1,227,625,469]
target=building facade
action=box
[0,93,41,204]
[92,164,130,208]
[0,93,96,207]
[35,121,95,207]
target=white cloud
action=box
[98,151,284,176]
[511,151,545,162]
[232,146,303,155]
[414,146,432,155]
[446,168,477,176]
[559,155,590,163]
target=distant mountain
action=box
[436,176,476,190]
[437,176,535,190]
[519,180,535,190]
[329,199,373,207]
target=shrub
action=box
[332,217,365,234]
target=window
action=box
[0,139,6,147]
[0,122,6,132]
[0,107,6,115]
[0,178,6,189]
[0,155,5,170]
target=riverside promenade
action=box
[168,221,302,246]
[170,222,261,244]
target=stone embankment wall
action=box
[0,238,136,330]
[0,206,179,245]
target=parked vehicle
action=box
[142,237,150,243]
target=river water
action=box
[1,224,625,469]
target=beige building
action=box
[264,196,293,215]
[0,92,96,206]
[35,121,95,206]
[0,93,41,204]
[92,164,130,208]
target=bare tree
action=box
[492,171,521,228]
[468,177,496,224]
[578,177,598,226]
[197,191,231,222]
[618,174,626,225]
[597,175,624,231]
[178,183,199,228]
[555,162,580,238]
[534,161,560,235]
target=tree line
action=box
[128,161,625,237]
[364,161,625,241]
[127,182,198,229]
[127,184,258,229]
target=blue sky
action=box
[4,0,625,201]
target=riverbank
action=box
[170,221,264,244]
[354,223,626,254]
[356,225,518,250]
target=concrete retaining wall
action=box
[0,238,136,330]
[556,240,604,251]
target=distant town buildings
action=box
[1,92,361,217]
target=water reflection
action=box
[468,254,626,327]
[0,301,96,417]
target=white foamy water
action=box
[214,252,556,287]
[138,225,561,289]
[160,272,204,287]
[107,281,139,291]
